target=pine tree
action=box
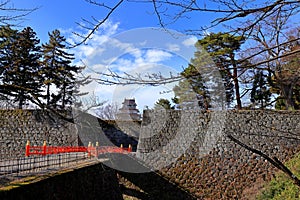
[250,71,271,109]
[0,26,18,101]
[42,29,84,110]
[173,64,209,110]
[0,26,42,109]
[197,32,245,109]
[154,98,173,110]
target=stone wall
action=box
[0,110,139,160]
[98,120,139,151]
[136,110,300,199]
[74,111,139,151]
[0,110,78,159]
[1,109,300,199]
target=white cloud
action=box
[110,58,134,72]
[105,48,175,74]
[144,49,172,63]
[66,24,194,113]
[166,43,180,52]
[182,36,197,47]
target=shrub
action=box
[257,153,300,199]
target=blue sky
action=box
[10,0,299,112]
[13,0,219,42]
[9,0,218,111]
[9,1,226,112]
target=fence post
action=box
[43,141,47,156]
[25,140,30,157]
[88,142,91,157]
[95,142,99,157]
[128,144,132,152]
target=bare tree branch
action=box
[92,70,184,85]
[0,0,38,26]
[73,0,124,46]
[76,0,299,46]
[227,133,300,187]
[228,47,300,71]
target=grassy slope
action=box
[257,153,300,200]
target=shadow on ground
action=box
[118,170,196,200]
[100,154,196,200]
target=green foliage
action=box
[154,98,173,110]
[0,26,18,101]
[172,32,246,110]
[0,26,87,110]
[196,32,244,58]
[257,153,300,199]
[195,32,246,108]
[42,29,85,109]
[250,71,272,109]
[173,78,208,110]
[172,51,211,110]
[0,26,42,108]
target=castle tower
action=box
[116,98,141,121]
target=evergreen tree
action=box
[42,29,84,109]
[0,26,42,109]
[250,71,271,109]
[173,64,209,110]
[0,26,18,101]
[154,98,173,110]
[197,32,245,109]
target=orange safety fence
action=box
[25,141,132,157]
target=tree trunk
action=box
[282,84,294,110]
[18,90,24,109]
[231,54,242,109]
[46,84,50,106]
[61,83,66,109]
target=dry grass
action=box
[240,177,268,200]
